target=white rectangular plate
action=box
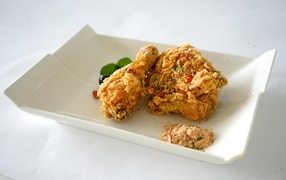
[4,25,276,164]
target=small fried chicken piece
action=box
[97,45,159,121]
[147,44,228,120]
[161,124,215,150]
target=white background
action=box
[1,0,285,179]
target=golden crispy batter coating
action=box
[147,44,228,120]
[161,124,215,150]
[97,45,159,121]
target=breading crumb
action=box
[161,124,215,150]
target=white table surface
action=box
[1,0,285,179]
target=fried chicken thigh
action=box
[97,45,159,121]
[147,44,228,120]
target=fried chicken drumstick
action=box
[147,44,228,120]
[97,45,159,121]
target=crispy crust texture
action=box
[147,44,228,120]
[97,45,159,121]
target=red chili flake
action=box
[184,74,193,83]
[92,90,99,99]
[157,90,168,98]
